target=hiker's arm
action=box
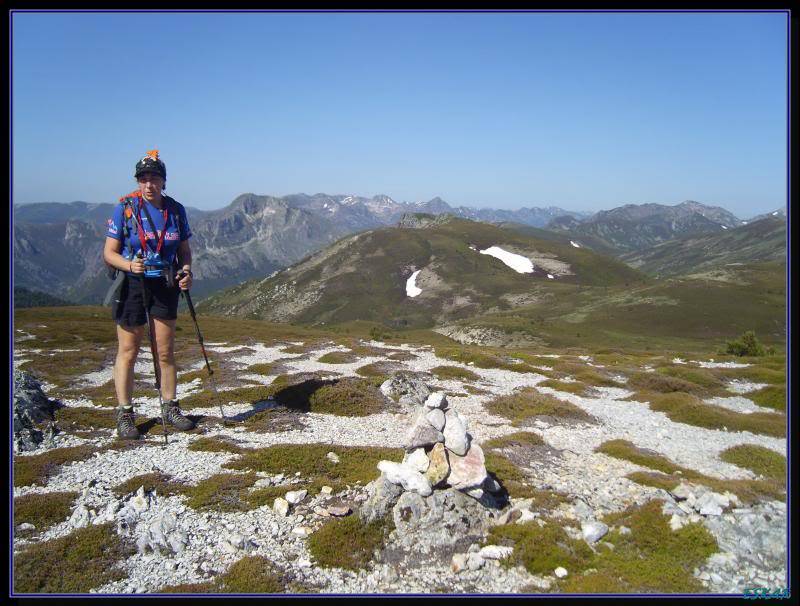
[176,239,192,274]
[103,237,143,274]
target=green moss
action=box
[188,436,244,454]
[112,472,186,498]
[387,351,417,361]
[625,471,680,492]
[317,351,358,364]
[14,445,98,487]
[434,346,534,373]
[628,391,785,438]
[13,523,135,593]
[598,439,785,505]
[748,385,786,412]
[308,515,388,571]
[486,388,593,425]
[559,500,717,593]
[719,444,786,482]
[550,361,622,387]
[488,518,595,576]
[246,362,275,375]
[245,485,292,510]
[354,362,393,380]
[225,444,402,495]
[463,385,491,396]
[184,472,258,512]
[281,344,308,354]
[430,365,481,381]
[14,491,79,534]
[308,377,389,416]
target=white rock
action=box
[451,553,468,573]
[285,489,308,505]
[516,509,539,524]
[17,522,35,531]
[291,526,312,537]
[670,514,685,531]
[68,505,92,529]
[442,409,469,456]
[446,443,487,490]
[273,497,290,517]
[403,448,430,473]
[581,521,609,544]
[424,392,448,409]
[326,452,340,464]
[377,460,433,496]
[479,545,514,560]
[554,567,568,578]
[467,553,485,570]
[425,408,446,432]
[219,540,238,553]
[320,486,333,495]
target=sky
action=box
[11,10,789,217]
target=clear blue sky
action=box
[12,11,788,217]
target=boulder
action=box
[581,520,609,544]
[406,420,445,451]
[425,408,446,432]
[380,372,431,408]
[273,497,290,517]
[424,392,448,409]
[13,370,60,453]
[360,473,405,523]
[403,448,430,473]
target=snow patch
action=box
[570,241,581,248]
[479,246,534,274]
[406,270,422,297]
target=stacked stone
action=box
[374,391,496,500]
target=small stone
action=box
[425,408,446,432]
[554,567,568,579]
[327,505,351,517]
[291,526,312,537]
[273,497,290,517]
[326,452,340,464]
[406,422,445,451]
[403,448,430,473]
[446,443,487,490]
[670,514,685,531]
[424,392,448,409]
[451,553,468,573]
[581,521,609,544]
[377,460,432,496]
[442,409,469,456]
[320,486,334,495]
[466,553,485,570]
[219,540,238,554]
[424,442,450,487]
[479,545,514,560]
[17,523,35,531]
[285,489,308,505]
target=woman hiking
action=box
[103,150,195,439]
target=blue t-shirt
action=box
[106,197,192,270]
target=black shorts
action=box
[112,275,180,327]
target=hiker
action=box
[102,150,196,439]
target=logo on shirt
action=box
[107,219,118,235]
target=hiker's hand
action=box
[130,257,145,275]
[177,270,193,291]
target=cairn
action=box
[360,390,502,552]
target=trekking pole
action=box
[138,258,170,445]
[178,272,228,426]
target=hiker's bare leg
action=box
[153,318,177,401]
[115,324,144,407]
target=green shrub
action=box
[217,555,287,593]
[308,515,388,570]
[308,377,389,416]
[725,331,766,357]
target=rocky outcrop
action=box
[13,370,60,452]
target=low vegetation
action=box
[317,351,358,364]
[183,472,259,512]
[429,365,481,381]
[307,377,389,416]
[112,472,187,498]
[224,444,403,495]
[485,388,593,426]
[14,491,79,535]
[627,391,785,438]
[719,444,786,483]
[14,445,98,487]
[748,385,786,412]
[159,555,293,593]
[188,436,245,454]
[308,515,389,570]
[559,500,718,593]
[13,523,135,593]
[536,379,591,396]
[597,439,785,504]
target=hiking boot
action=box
[116,408,141,440]
[163,400,195,431]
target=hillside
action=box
[619,217,787,278]
[199,216,647,330]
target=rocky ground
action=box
[12,336,788,595]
